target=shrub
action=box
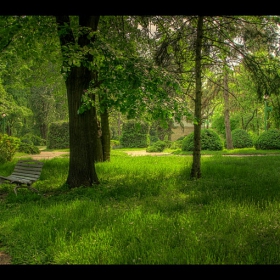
[149,124,159,143]
[120,120,149,148]
[18,142,41,154]
[231,129,253,148]
[146,140,166,152]
[182,129,223,151]
[176,136,187,141]
[47,121,69,149]
[255,129,280,150]
[111,140,120,149]
[0,134,21,163]
[170,140,183,150]
[21,133,46,146]
[161,135,172,149]
[248,131,259,147]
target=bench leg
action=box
[14,185,19,196]
[14,184,39,196]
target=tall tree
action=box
[223,63,234,149]
[90,16,189,161]
[55,15,100,187]
[190,16,204,179]
[153,15,280,179]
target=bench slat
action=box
[11,172,41,177]
[7,175,38,181]
[12,169,42,176]
[0,159,44,195]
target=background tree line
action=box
[1,15,280,185]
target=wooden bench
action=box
[0,159,44,195]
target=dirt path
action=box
[125,150,172,156]
[26,150,171,159]
[19,151,69,160]
[0,251,11,265]
[27,151,280,159]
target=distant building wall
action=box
[171,119,194,141]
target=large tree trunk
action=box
[223,67,234,149]
[66,67,100,187]
[190,16,203,179]
[56,15,100,188]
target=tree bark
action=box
[40,123,48,140]
[223,66,234,149]
[117,112,122,140]
[94,119,103,162]
[65,66,100,187]
[190,16,203,179]
[55,15,100,188]
[100,107,111,161]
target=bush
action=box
[17,142,41,154]
[170,140,183,150]
[111,140,120,149]
[160,135,171,149]
[231,129,253,148]
[21,133,46,146]
[47,121,69,149]
[0,134,21,163]
[176,136,187,141]
[120,120,149,148]
[255,129,280,150]
[248,131,259,147]
[182,129,223,151]
[146,140,166,152]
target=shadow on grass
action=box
[3,154,280,209]
[3,154,280,263]
[177,155,280,208]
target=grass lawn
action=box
[1,148,280,264]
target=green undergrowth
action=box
[1,150,280,264]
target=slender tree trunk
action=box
[56,15,100,188]
[190,16,203,179]
[223,66,233,149]
[167,120,173,141]
[117,112,122,140]
[100,107,111,161]
[93,119,103,162]
[7,125,11,136]
[256,109,260,135]
[40,123,48,140]
[244,109,257,130]
[96,93,111,162]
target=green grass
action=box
[1,149,280,264]
[169,147,280,156]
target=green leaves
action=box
[0,134,21,163]
[77,89,97,115]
